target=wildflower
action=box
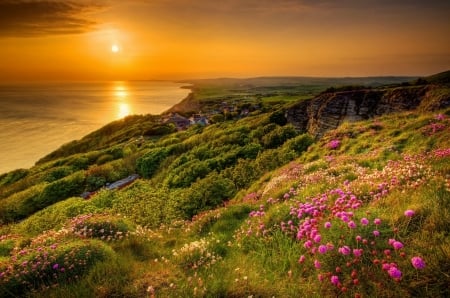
[382,263,391,271]
[314,259,321,269]
[328,139,340,149]
[356,235,362,242]
[324,222,331,229]
[298,255,306,263]
[313,234,322,243]
[330,275,340,286]
[388,267,402,279]
[339,246,351,256]
[360,218,369,225]
[52,264,59,270]
[347,221,356,229]
[411,257,426,269]
[435,114,446,121]
[318,274,324,281]
[374,218,381,225]
[353,249,363,257]
[304,240,313,249]
[404,209,415,217]
[392,241,404,250]
[318,245,327,254]
[373,230,380,237]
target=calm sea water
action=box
[0,81,190,174]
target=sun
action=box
[111,44,120,53]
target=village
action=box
[160,100,261,130]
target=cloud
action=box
[0,0,104,37]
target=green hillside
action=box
[0,75,449,297]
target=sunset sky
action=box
[0,0,449,81]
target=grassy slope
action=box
[0,75,449,297]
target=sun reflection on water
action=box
[113,82,132,119]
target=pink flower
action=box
[388,267,402,279]
[353,249,363,257]
[328,140,340,149]
[52,263,59,270]
[373,230,380,237]
[347,221,356,229]
[411,256,426,269]
[374,218,381,225]
[318,245,328,254]
[382,263,391,271]
[388,238,396,245]
[392,241,404,250]
[324,222,331,229]
[298,255,306,263]
[330,275,340,285]
[314,259,321,269]
[314,234,322,243]
[360,218,369,225]
[339,246,351,255]
[318,274,324,281]
[356,235,362,242]
[304,240,313,249]
[404,209,415,217]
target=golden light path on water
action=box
[114,82,132,119]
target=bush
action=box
[0,239,112,297]
[136,147,169,178]
[262,125,298,149]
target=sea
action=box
[0,81,190,174]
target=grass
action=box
[0,77,449,297]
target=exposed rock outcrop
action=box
[286,84,450,137]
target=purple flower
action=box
[313,234,322,243]
[388,267,402,279]
[347,220,356,229]
[392,241,404,250]
[374,218,381,225]
[304,240,313,249]
[318,245,328,254]
[330,275,340,285]
[328,140,340,149]
[411,256,426,269]
[360,218,369,225]
[324,222,331,229]
[382,263,391,271]
[353,249,363,257]
[298,255,306,263]
[314,259,321,269]
[52,263,59,270]
[339,246,351,255]
[373,230,380,237]
[404,209,415,217]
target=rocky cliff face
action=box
[286,84,450,137]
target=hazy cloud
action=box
[0,0,104,37]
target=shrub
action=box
[136,147,170,178]
[0,238,112,297]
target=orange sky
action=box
[0,0,449,81]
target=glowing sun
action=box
[111,44,120,53]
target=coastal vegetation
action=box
[0,72,449,297]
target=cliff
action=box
[286,83,450,137]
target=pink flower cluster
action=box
[328,139,341,150]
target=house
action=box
[163,113,191,130]
[190,114,209,126]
